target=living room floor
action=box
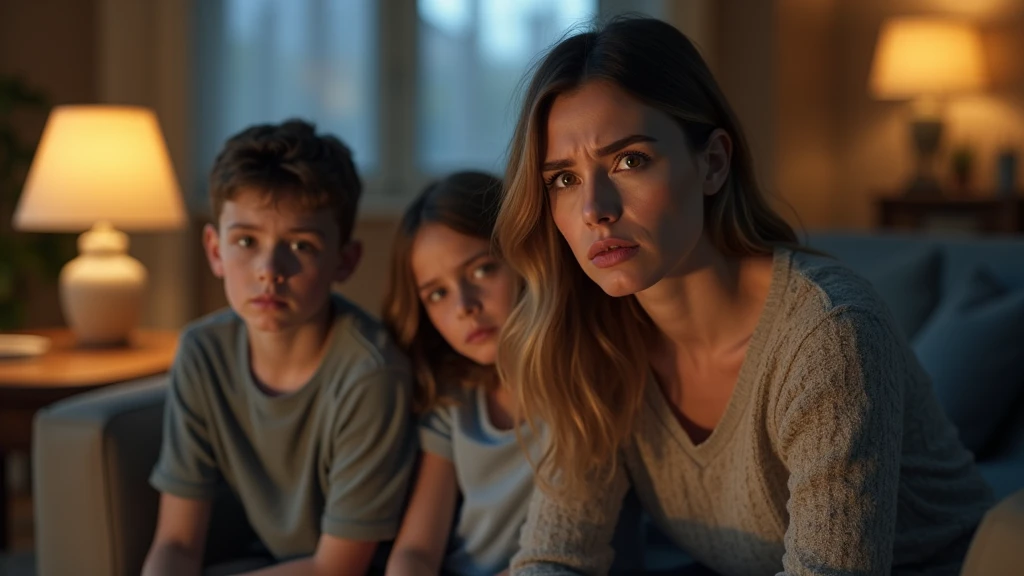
[1,456,36,576]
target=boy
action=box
[142,120,416,576]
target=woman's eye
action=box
[615,152,649,171]
[546,172,579,189]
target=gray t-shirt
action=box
[150,294,417,560]
[421,387,645,576]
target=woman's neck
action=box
[248,303,335,394]
[635,238,771,353]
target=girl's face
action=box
[541,80,730,297]
[410,223,518,366]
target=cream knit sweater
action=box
[512,248,993,576]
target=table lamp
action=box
[12,105,186,346]
[869,17,987,197]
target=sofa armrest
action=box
[32,376,168,576]
[961,488,1024,576]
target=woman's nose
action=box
[581,173,622,227]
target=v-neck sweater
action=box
[512,248,993,576]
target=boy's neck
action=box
[247,303,335,395]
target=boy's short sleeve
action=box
[322,366,417,542]
[419,404,455,461]
[149,334,220,499]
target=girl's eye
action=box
[614,152,650,171]
[471,262,497,280]
[545,172,580,189]
[426,289,445,304]
[237,236,255,248]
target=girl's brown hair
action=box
[383,171,505,414]
[495,16,798,498]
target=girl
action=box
[495,16,994,576]
[382,172,643,576]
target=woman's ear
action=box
[203,223,225,278]
[701,128,732,197]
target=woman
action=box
[382,172,643,576]
[495,16,993,576]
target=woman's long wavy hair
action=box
[495,16,799,498]
[383,171,505,415]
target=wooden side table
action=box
[0,328,178,550]
[876,196,1024,234]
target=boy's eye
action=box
[237,236,255,248]
[291,240,317,253]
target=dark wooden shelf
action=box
[876,195,1024,234]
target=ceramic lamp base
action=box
[59,222,147,347]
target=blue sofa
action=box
[807,232,1024,501]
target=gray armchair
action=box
[33,376,165,576]
[32,376,262,576]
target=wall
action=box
[708,0,838,233]
[708,0,1024,232]
[97,0,196,329]
[716,0,779,208]
[0,0,98,328]
[776,0,839,231]
[779,0,1024,230]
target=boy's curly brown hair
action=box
[208,119,362,243]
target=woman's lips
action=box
[590,245,639,269]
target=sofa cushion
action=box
[856,245,942,339]
[912,267,1024,454]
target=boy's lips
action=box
[250,294,287,310]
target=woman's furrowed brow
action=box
[542,134,658,172]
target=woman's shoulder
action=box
[759,247,909,379]
[764,249,916,428]
[777,247,895,331]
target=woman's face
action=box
[410,223,518,365]
[541,80,730,297]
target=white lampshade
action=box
[869,17,987,100]
[13,105,186,232]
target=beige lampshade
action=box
[14,105,186,232]
[869,17,987,100]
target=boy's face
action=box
[203,187,361,333]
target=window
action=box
[417,0,596,173]
[193,0,377,179]
[193,0,666,214]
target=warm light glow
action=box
[14,105,186,232]
[869,17,987,100]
